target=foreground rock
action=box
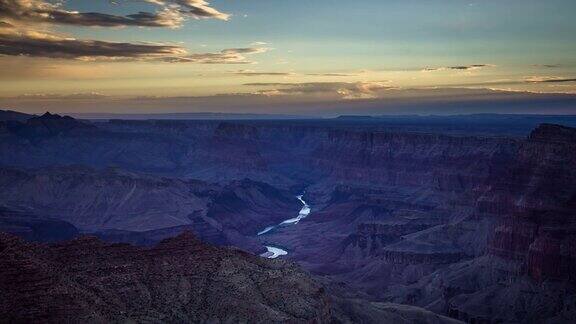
[0,232,459,323]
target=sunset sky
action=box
[1,0,575,115]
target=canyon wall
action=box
[0,113,574,323]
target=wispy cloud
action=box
[230,71,356,77]
[531,64,562,69]
[525,76,576,83]
[143,0,230,21]
[246,81,395,99]
[422,64,495,72]
[305,73,357,77]
[5,87,576,116]
[233,70,295,76]
[161,47,270,64]
[16,92,108,100]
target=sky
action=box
[0,0,575,116]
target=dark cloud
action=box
[0,30,185,59]
[525,76,576,83]
[221,48,266,54]
[423,64,494,72]
[0,1,248,62]
[0,0,229,30]
[0,25,267,63]
[0,0,185,28]
[532,64,561,68]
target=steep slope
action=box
[0,166,301,253]
[0,232,460,324]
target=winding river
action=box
[259,194,310,259]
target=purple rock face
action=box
[0,114,575,323]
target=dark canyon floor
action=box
[0,111,575,323]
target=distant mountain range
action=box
[68,112,310,120]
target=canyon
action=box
[0,111,575,323]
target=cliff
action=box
[383,124,576,323]
[485,123,576,282]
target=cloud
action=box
[0,23,268,63]
[245,81,395,99]
[305,73,356,77]
[531,64,561,69]
[16,92,108,100]
[161,47,270,64]
[0,1,253,63]
[422,64,495,72]
[222,48,270,55]
[0,28,185,59]
[233,70,295,76]
[4,87,576,116]
[143,0,231,21]
[230,71,356,77]
[0,0,229,29]
[0,0,184,28]
[525,76,576,83]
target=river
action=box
[259,194,310,259]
